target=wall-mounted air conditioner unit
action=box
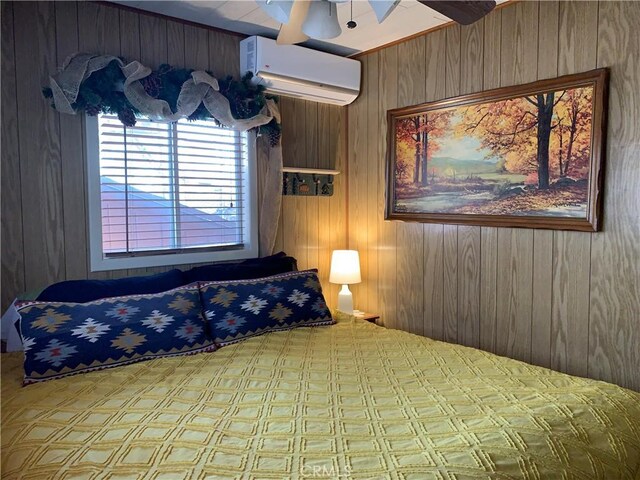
[240,36,361,106]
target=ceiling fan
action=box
[257,0,496,44]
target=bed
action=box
[2,314,640,479]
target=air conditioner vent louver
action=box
[240,36,360,106]
[245,37,256,72]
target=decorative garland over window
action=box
[43,53,281,146]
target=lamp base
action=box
[337,284,354,314]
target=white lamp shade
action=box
[329,250,361,285]
[368,0,400,23]
[257,0,294,24]
[302,0,342,40]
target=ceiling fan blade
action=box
[418,0,496,25]
[277,0,310,45]
[368,0,401,24]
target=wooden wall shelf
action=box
[282,167,340,196]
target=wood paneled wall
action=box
[0,1,346,311]
[276,97,348,307]
[348,1,640,391]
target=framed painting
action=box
[385,68,608,231]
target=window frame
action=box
[85,115,259,272]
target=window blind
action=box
[97,115,248,257]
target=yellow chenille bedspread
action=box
[2,316,640,479]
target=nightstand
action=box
[354,312,380,323]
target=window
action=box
[86,114,257,271]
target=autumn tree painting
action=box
[388,69,607,231]
[459,87,593,191]
[395,111,453,187]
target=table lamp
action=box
[329,250,361,314]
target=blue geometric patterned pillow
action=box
[200,269,334,346]
[16,284,214,384]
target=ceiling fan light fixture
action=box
[257,0,294,24]
[368,0,400,23]
[302,0,342,40]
